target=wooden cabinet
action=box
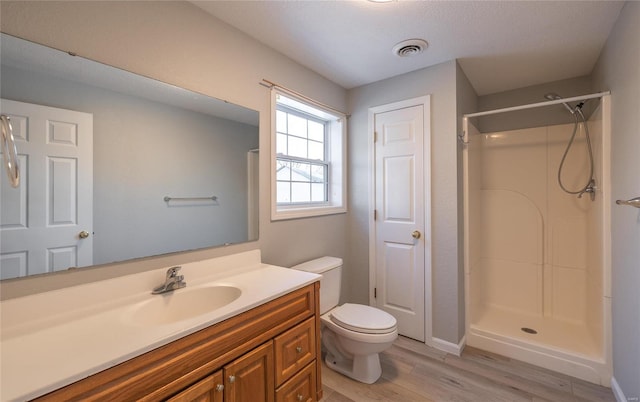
[275,363,316,402]
[168,342,274,402]
[34,283,321,402]
[167,371,224,402]
[274,317,316,386]
[224,342,274,402]
[273,317,317,402]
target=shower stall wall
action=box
[463,94,611,386]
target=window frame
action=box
[270,88,347,221]
[275,104,330,206]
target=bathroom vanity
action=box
[0,251,322,401]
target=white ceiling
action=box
[193,1,624,96]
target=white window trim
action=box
[270,88,347,221]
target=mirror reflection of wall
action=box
[0,34,259,280]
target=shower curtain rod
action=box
[464,91,610,118]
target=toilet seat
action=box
[329,303,397,334]
[321,313,398,344]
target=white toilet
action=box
[292,256,398,384]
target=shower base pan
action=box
[468,306,610,386]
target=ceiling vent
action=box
[392,39,428,57]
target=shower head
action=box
[544,92,576,114]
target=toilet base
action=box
[324,350,382,384]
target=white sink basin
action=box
[126,286,242,326]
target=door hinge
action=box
[374,131,377,143]
[374,287,377,298]
[374,209,377,220]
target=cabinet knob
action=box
[297,394,304,401]
[228,375,235,383]
[215,384,224,392]
[296,346,303,353]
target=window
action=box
[271,89,346,220]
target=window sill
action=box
[271,205,347,221]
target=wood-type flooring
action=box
[321,336,616,402]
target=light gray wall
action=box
[477,76,595,133]
[1,65,257,266]
[0,1,348,298]
[347,60,463,344]
[591,2,640,399]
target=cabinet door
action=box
[225,342,274,402]
[166,371,224,402]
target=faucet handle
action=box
[167,266,181,278]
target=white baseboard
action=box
[611,377,633,402]
[432,335,466,356]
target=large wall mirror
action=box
[0,34,259,280]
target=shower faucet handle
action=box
[577,179,596,201]
[616,197,640,209]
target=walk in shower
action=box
[462,93,612,385]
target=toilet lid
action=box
[330,303,397,334]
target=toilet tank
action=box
[291,256,342,314]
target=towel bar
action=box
[164,195,217,202]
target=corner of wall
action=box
[455,60,478,342]
[432,334,467,357]
[611,377,630,402]
[587,2,640,400]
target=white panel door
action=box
[1,99,93,279]
[373,103,427,342]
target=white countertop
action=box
[0,250,320,402]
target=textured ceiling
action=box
[193,1,624,95]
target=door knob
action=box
[79,231,90,239]
[412,230,421,239]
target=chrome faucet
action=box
[152,266,186,294]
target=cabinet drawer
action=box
[275,362,316,402]
[274,317,316,386]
